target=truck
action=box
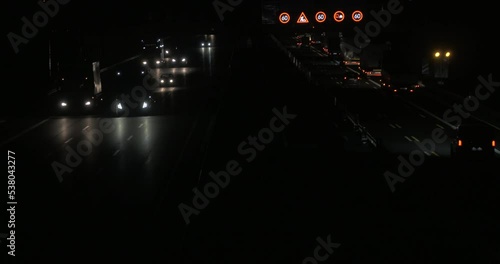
[359,42,387,80]
[379,36,424,94]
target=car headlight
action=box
[61,102,67,107]
[161,79,165,83]
[85,101,91,106]
[142,102,148,109]
[170,79,174,83]
[117,103,123,110]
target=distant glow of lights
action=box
[117,72,121,76]
[142,102,148,108]
[445,52,451,57]
[117,103,123,110]
[279,12,291,24]
[434,52,440,58]
[85,101,91,106]
[352,11,363,22]
[166,50,169,54]
[61,102,67,107]
[334,11,345,22]
[156,60,161,64]
[143,61,147,65]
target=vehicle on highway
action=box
[342,71,361,88]
[99,87,156,117]
[381,74,421,95]
[160,74,175,86]
[450,121,497,160]
[50,86,99,116]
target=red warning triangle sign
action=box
[297,12,309,24]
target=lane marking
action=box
[419,114,427,118]
[113,150,120,156]
[395,124,402,129]
[82,126,90,131]
[424,151,431,156]
[64,138,73,144]
[127,135,133,141]
[411,136,420,142]
[405,101,457,130]
[389,124,396,129]
[404,136,413,142]
[138,123,144,128]
[0,119,49,147]
[432,151,440,157]
[436,124,444,129]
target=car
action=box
[99,87,156,117]
[342,71,361,87]
[450,121,497,160]
[160,74,175,86]
[50,87,99,115]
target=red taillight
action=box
[458,139,462,147]
[410,89,414,93]
[493,140,496,147]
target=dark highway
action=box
[2,0,500,263]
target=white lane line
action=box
[138,123,144,128]
[64,138,73,144]
[495,149,500,155]
[404,136,413,142]
[424,151,431,156]
[389,124,396,129]
[369,79,381,88]
[395,124,402,129]
[0,119,49,147]
[419,114,427,118]
[436,124,445,129]
[127,135,133,141]
[82,126,90,131]
[113,150,120,156]
[405,101,457,130]
[432,151,440,157]
[411,136,420,142]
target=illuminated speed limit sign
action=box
[352,10,363,22]
[315,11,326,23]
[279,12,291,24]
